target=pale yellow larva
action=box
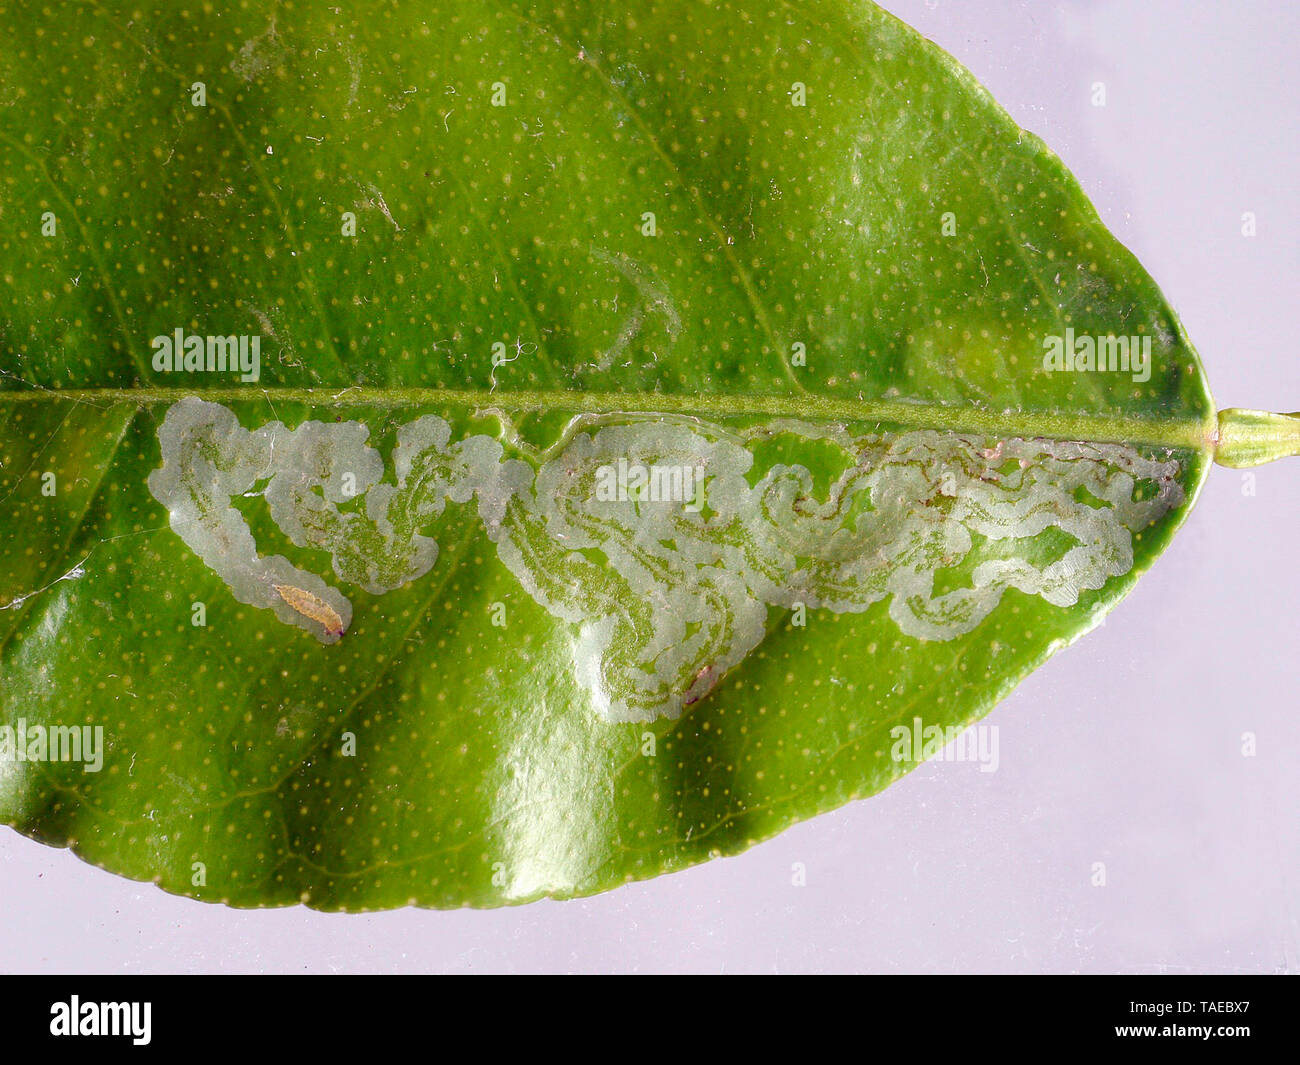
[272,583,346,638]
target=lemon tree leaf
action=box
[0,0,1228,909]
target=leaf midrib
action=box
[0,387,1216,450]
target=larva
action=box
[272,583,347,639]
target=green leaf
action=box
[0,0,1276,910]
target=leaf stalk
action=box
[1214,409,1300,468]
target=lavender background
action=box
[2,0,1296,974]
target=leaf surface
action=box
[0,0,1215,908]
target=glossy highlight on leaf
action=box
[0,0,1282,910]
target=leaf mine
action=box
[149,398,1186,722]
